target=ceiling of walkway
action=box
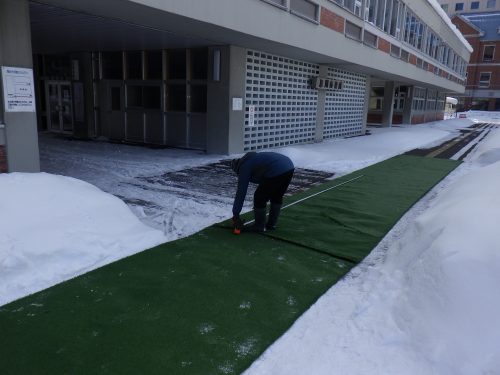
[29,1,214,54]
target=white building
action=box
[0,0,472,172]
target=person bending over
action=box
[230,151,294,232]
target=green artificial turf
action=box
[266,155,461,262]
[0,155,460,375]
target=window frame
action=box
[345,20,363,41]
[479,72,492,88]
[260,0,289,10]
[289,0,320,23]
[470,1,480,9]
[483,45,495,62]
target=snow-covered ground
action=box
[244,112,500,375]
[1,111,499,374]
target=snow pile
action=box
[244,127,500,375]
[383,160,500,373]
[0,173,166,306]
[278,122,465,175]
[467,110,500,124]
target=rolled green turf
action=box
[0,155,460,375]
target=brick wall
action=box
[411,114,425,124]
[409,54,417,65]
[453,16,500,94]
[378,38,390,54]
[320,7,344,33]
[0,146,7,173]
[469,41,500,90]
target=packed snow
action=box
[1,111,499,374]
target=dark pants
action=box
[254,170,294,209]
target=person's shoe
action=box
[246,207,267,233]
[266,203,282,230]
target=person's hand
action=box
[232,215,244,230]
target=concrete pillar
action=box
[361,76,371,134]
[314,66,328,142]
[402,86,413,124]
[206,45,246,155]
[70,52,96,138]
[0,0,40,172]
[488,98,496,111]
[381,81,395,128]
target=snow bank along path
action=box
[0,173,166,306]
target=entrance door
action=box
[99,81,125,140]
[46,81,74,133]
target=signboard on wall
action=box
[1,66,36,112]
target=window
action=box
[167,84,186,111]
[370,87,384,110]
[126,51,143,80]
[366,0,376,24]
[290,0,319,22]
[487,0,496,8]
[412,87,426,111]
[126,85,161,109]
[416,22,425,50]
[389,0,401,36]
[470,1,479,9]
[391,44,401,57]
[403,10,411,42]
[363,30,378,47]
[479,72,491,87]
[400,49,409,61]
[143,86,161,109]
[145,51,163,80]
[441,4,449,12]
[111,87,121,111]
[345,21,363,40]
[344,0,356,13]
[260,0,288,8]
[455,2,464,10]
[376,0,386,29]
[426,90,436,111]
[483,46,495,62]
[101,52,123,80]
[190,49,208,80]
[384,0,393,33]
[393,86,407,111]
[167,50,186,79]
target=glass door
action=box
[46,81,74,133]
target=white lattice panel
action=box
[324,68,366,139]
[244,50,319,151]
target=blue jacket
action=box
[232,152,294,216]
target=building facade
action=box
[451,12,500,110]
[439,0,500,16]
[0,0,471,172]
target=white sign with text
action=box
[1,66,36,112]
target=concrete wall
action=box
[0,0,40,172]
[38,0,469,93]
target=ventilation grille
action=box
[244,50,319,151]
[324,68,366,139]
